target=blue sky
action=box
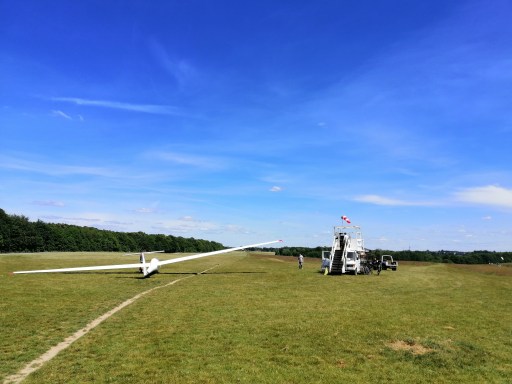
[2,0,512,251]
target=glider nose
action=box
[144,258,160,277]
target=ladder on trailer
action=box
[326,226,364,275]
[330,233,347,274]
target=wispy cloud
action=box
[152,217,219,234]
[50,97,181,115]
[32,200,65,207]
[51,110,72,120]
[455,185,512,208]
[354,194,435,206]
[149,39,196,86]
[270,186,282,192]
[361,185,512,209]
[133,202,161,214]
[38,214,133,232]
[51,110,85,121]
[40,215,100,223]
[151,216,251,236]
[151,151,227,170]
[134,208,157,214]
[0,155,115,177]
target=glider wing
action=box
[13,263,148,275]
[12,240,282,275]
[158,240,283,266]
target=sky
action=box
[1,0,512,251]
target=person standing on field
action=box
[298,254,304,269]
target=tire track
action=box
[4,265,218,384]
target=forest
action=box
[1,208,511,264]
[270,246,512,265]
[0,209,224,253]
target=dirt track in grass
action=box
[3,266,218,384]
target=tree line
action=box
[373,249,512,265]
[268,246,512,265]
[2,208,511,264]
[0,209,224,253]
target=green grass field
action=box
[1,252,511,383]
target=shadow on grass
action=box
[44,271,268,279]
[158,271,268,275]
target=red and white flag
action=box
[341,215,351,224]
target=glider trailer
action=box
[321,225,366,275]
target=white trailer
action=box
[321,226,366,275]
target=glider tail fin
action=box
[139,253,147,275]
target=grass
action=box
[1,252,511,383]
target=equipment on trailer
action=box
[321,225,366,275]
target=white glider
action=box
[13,240,283,278]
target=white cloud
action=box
[51,110,72,119]
[152,217,219,234]
[455,185,512,208]
[134,201,161,214]
[40,215,101,224]
[152,151,226,170]
[51,97,181,115]
[354,194,432,206]
[0,155,115,177]
[270,186,282,192]
[147,216,252,237]
[134,208,157,214]
[148,39,196,86]
[32,200,65,207]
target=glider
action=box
[12,240,282,278]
